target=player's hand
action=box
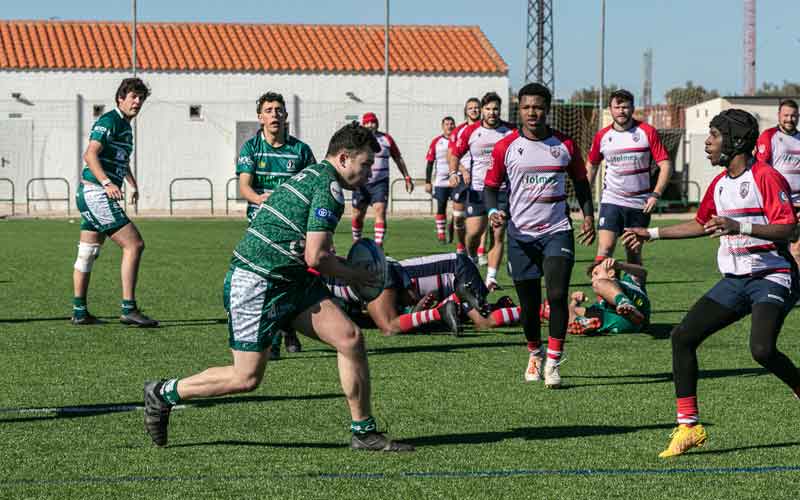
[404,177,415,194]
[571,291,587,303]
[462,170,471,186]
[424,183,432,194]
[258,192,270,203]
[104,184,123,200]
[577,216,595,245]
[643,195,658,214]
[601,257,616,272]
[448,173,459,188]
[489,209,507,228]
[704,216,739,238]
[621,227,650,251]
[129,189,139,205]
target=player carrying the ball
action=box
[143,123,414,452]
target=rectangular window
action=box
[189,105,203,121]
[93,105,105,118]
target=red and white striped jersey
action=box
[486,129,587,240]
[368,131,402,184]
[755,127,800,204]
[400,253,458,300]
[450,121,515,191]
[696,162,796,286]
[588,120,669,209]
[426,134,451,188]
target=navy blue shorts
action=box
[455,253,489,309]
[433,186,456,213]
[463,189,509,218]
[352,180,389,208]
[598,203,651,234]
[451,179,468,204]
[704,275,798,316]
[507,230,575,281]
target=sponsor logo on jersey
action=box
[550,147,561,159]
[115,150,127,161]
[286,160,296,172]
[632,131,641,142]
[739,182,750,198]
[92,125,108,134]
[315,207,339,224]
[329,181,344,204]
[238,156,254,166]
[758,144,766,154]
[523,173,558,186]
[259,161,266,168]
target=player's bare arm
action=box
[238,172,269,204]
[124,171,140,204]
[643,159,673,214]
[703,216,796,241]
[305,231,378,289]
[622,219,705,251]
[394,156,414,193]
[612,261,648,280]
[84,140,122,200]
[572,178,595,245]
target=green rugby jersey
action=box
[597,273,651,320]
[236,132,316,198]
[82,109,132,188]
[231,160,345,282]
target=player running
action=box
[425,116,457,243]
[565,258,650,336]
[623,109,800,457]
[449,92,515,289]
[71,77,157,327]
[755,99,800,267]
[485,82,595,389]
[237,91,316,223]
[144,123,414,452]
[587,89,671,273]
[351,112,414,247]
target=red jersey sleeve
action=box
[642,123,670,163]
[425,136,439,162]
[384,133,402,160]
[485,131,517,189]
[755,128,776,164]
[753,163,797,224]
[587,127,607,165]
[555,131,588,182]
[695,173,723,224]
[450,122,478,159]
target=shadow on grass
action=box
[644,322,674,339]
[568,367,767,388]
[405,423,676,447]
[168,439,346,450]
[693,440,800,456]
[0,393,341,424]
[0,316,71,324]
[156,318,227,328]
[367,340,522,356]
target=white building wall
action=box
[0,70,508,213]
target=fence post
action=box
[168,177,214,215]
[26,177,70,215]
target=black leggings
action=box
[671,296,800,398]
[436,196,448,216]
[514,256,573,344]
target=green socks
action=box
[350,416,377,435]
[158,379,182,405]
[121,299,137,315]
[72,297,87,318]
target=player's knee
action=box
[74,242,101,273]
[749,341,776,367]
[337,323,366,354]
[234,372,262,393]
[546,284,568,305]
[670,323,696,351]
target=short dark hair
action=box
[779,99,799,111]
[326,122,381,157]
[256,92,286,114]
[518,82,552,108]
[115,78,150,104]
[608,89,635,107]
[481,92,502,108]
[442,116,456,125]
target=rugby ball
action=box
[346,238,387,303]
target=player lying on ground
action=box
[623,109,800,458]
[328,253,522,335]
[565,258,650,335]
[143,122,413,452]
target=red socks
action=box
[397,308,442,333]
[490,307,521,327]
[375,222,386,246]
[676,396,699,426]
[435,214,446,241]
[547,336,564,362]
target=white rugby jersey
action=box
[588,120,669,209]
[426,134,451,188]
[486,129,587,241]
[450,121,515,191]
[400,253,458,300]
[755,127,800,204]
[450,122,474,169]
[696,162,796,286]
[367,131,401,184]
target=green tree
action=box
[569,85,620,105]
[755,81,800,97]
[664,81,719,106]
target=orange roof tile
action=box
[0,20,507,75]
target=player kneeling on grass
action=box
[143,123,413,452]
[623,109,800,458]
[566,258,650,336]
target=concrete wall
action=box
[0,70,508,213]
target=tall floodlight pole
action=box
[384,0,390,132]
[743,0,756,95]
[524,0,554,93]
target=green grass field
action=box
[2,217,800,499]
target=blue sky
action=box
[7,1,800,102]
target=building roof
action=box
[0,20,507,75]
